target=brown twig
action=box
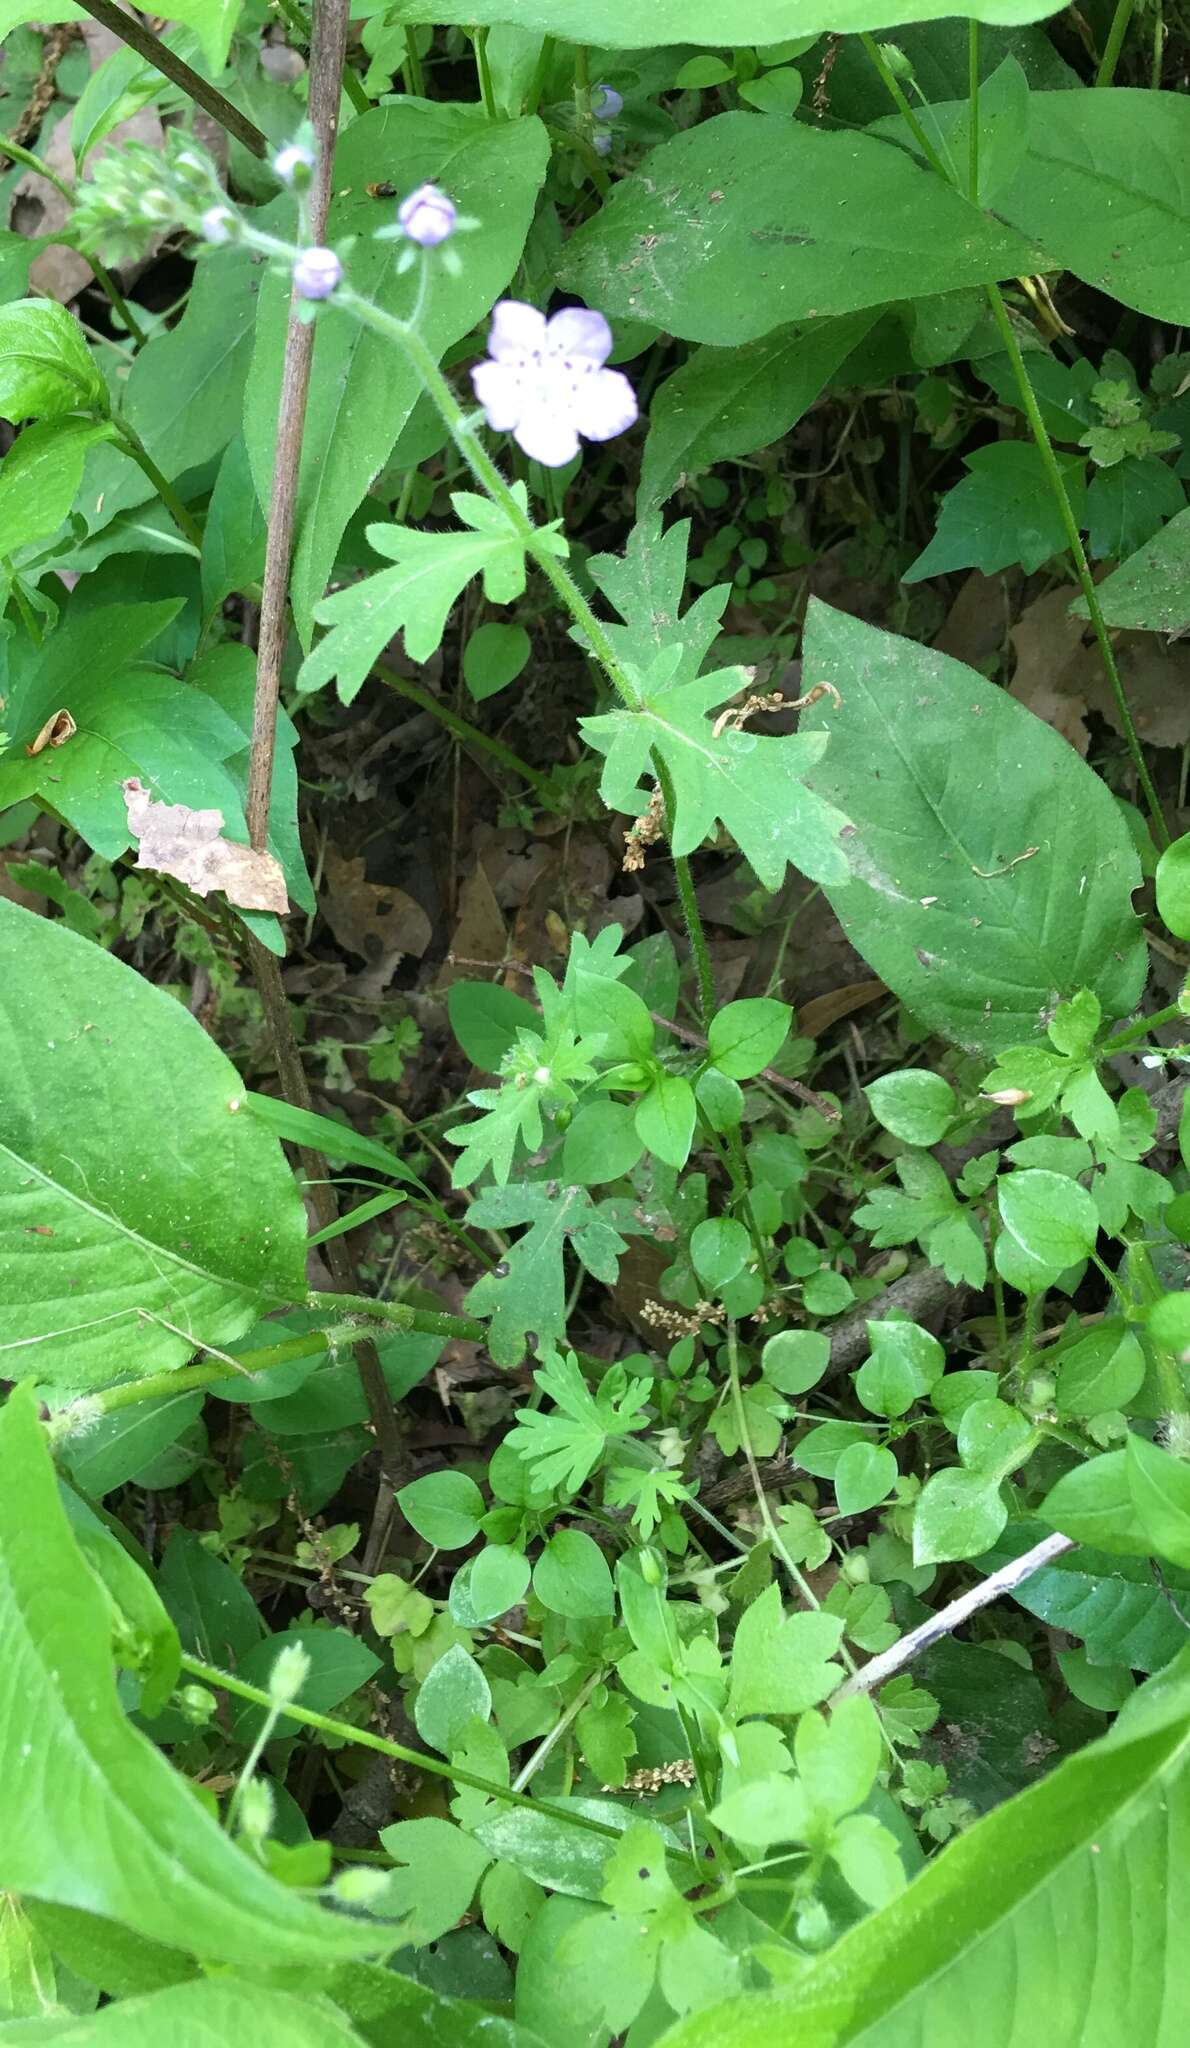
[649,1011,841,1120]
[242,0,409,1566]
[831,1533,1076,1699]
[71,0,268,157]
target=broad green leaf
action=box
[78,249,259,537]
[0,598,259,862]
[998,1168,1099,1271]
[1082,503,1190,632]
[854,1321,945,1419]
[987,1523,1190,1668]
[653,1671,1190,2048]
[0,417,114,560]
[382,1819,493,1949]
[904,443,1084,580]
[706,999,791,1079]
[469,1544,531,1622]
[472,1800,644,1900]
[385,1,1067,56]
[300,492,557,704]
[634,1071,697,1171]
[58,1485,179,1719]
[581,657,848,893]
[1085,455,1184,561]
[246,104,549,643]
[464,621,532,702]
[834,1441,899,1516]
[761,1329,830,1396]
[1126,1433,1190,1569]
[1040,1452,1153,1555]
[0,1387,379,1967]
[1157,832,1190,941]
[533,1529,614,1619]
[62,1394,203,1498]
[637,313,877,515]
[0,1976,369,2045]
[398,1471,486,1550]
[0,299,105,423]
[157,1526,267,1671]
[913,1468,1007,1564]
[415,1644,492,1753]
[448,981,541,1072]
[690,1218,751,1293]
[233,1625,381,1742]
[800,601,1146,1053]
[728,1584,845,1717]
[25,1898,197,2001]
[255,1956,545,2048]
[201,434,267,620]
[558,114,1038,346]
[1055,1325,1145,1418]
[0,902,306,1388]
[562,1100,645,1186]
[864,1070,956,1146]
[996,89,1190,329]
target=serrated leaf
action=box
[581,653,849,892]
[465,1186,629,1368]
[300,490,559,704]
[801,601,1145,1053]
[906,442,1083,581]
[728,1583,845,1717]
[586,515,729,685]
[377,1817,492,1946]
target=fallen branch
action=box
[831,1531,1076,1700]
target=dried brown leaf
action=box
[123,778,288,914]
[1010,587,1190,752]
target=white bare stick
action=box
[832,1532,1076,1700]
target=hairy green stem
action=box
[46,1329,356,1433]
[858,36,948,176]
[524,33,556,115]
[178,1653,640,1843]
[71,0,268,156]
[983,286,1167,843]
[663,789,715,1023]
[306,1287,484,1340]
[111,415,203,549]
[1101,999,1185,1053]
[1096,0,1137,85]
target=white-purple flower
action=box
[274,140,316,187]
[592,130,612,157]
[592,84,623,119]
[398,182,457,247]
[200,204,236,244]
[471,301,638,468]
[293,246,342,300]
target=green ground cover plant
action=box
[3,0,1190,2039]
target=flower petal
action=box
[487,299,547,362]
[471,359,525,431]
[546,305,613,367]
[572,366,638,444]
[513,403,581,468]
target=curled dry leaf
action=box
[26,709,76,757]
[123,779,289,915]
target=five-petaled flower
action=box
[471,301,637,468]
[398,182,457,247]
[293,246,342,300]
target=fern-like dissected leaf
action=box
[298,487,566,703]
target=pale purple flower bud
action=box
[273,140,316,187]
[293,246,342,300]
[397,181,457,248]
[201,204,236,245]
[593,129,612,157]
[592,84,623,118]
[471,300,638,468]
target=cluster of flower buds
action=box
[70,132,230,265]
[591,82,623,158]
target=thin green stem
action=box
[967,20,979,202]
[725,1321,822,1615]
[473,26,498,118]
[660,778,714,1024]
[342,64,370,114]
[178,1653,648,1845]
[1096,0,1137,85]
[511,1669,604,1791]
[858,36,948,177]
[111,415,203,550]
[984,284,1168,844]
[402,29,425,97]
[376,658,551,795]
[524,33,556,116]
[1101,999,1184,1054]
[305,1287,484,1341]
[47,1329,355,1434]
[6,565,43,646]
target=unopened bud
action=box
[273,140,316,188]
[592,84,624,119]
[268,1641,311,1706]
[982,1087,1032,1107]
[293,246,343,300]
[639,1546,664,1586]
[237,1775,274,1843]
[201,205,237,245]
